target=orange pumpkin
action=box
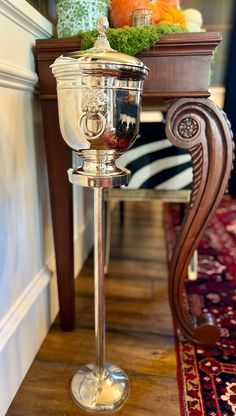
[110,0,160,28]
[157,2,186,26]
[110,0,186,28]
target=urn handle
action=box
[79,112,106,140]
[79,88,107,139]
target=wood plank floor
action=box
[7,201,180,416]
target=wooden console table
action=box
[35,33,233,344]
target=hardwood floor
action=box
[7,201,180,416]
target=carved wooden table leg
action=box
[165,98,233,345]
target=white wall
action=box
[0,1,93,414]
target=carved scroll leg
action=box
[165,98,234,346]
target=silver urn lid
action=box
[51,16,149,80]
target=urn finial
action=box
[93,16,112,52]
[96,15,109,33]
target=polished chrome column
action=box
[94,187,105,375]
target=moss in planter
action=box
[74,23,187,56]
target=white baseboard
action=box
[0,268,51,416]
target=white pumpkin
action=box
[184,8,203,32]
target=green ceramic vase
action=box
[56,0,109,38]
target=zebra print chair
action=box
[104,120,197,276]
[118,121,192,191]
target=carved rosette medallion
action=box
[178,117,199,139]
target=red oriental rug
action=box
[164,198,236,416]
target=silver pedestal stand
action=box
[50,15,148,412]
[68,162,130,413]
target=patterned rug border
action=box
[175,331,206,416]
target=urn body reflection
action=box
[57,79,142,153]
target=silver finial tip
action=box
[96,16,109,33]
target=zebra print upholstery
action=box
[117,121,192,190]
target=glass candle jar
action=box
[132,8,153,27]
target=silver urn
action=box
[51,16,149,187]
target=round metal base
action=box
[71,363,130,413]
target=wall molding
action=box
[0,59,38,91]
[0,0,54,38]
[0,267,52,353]
[0,267,52,416]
